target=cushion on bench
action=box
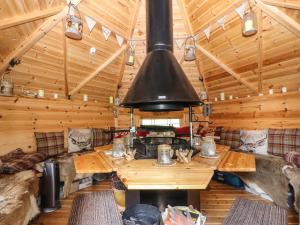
[35,132,65,157]
[268,129,300,156]
[219,129,241,150]
[92,128,112,147]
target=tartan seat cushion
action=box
[35,132,65,157]
[268,129,300,156]
[284,151,300,167]
[92,128,112,147]
[219,129,241,149]
[0,149,47,174]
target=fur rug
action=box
[0,170,39,225]
[283,166,300,212]
[238,154,290,209]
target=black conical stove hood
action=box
[121,0,201,111]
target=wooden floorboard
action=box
[30,180,299,225]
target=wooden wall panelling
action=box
[210,92,300,129]
[0,0,64,61]
[69,44,127,96]
[261,0,300,10]
[0,96,114,156]
[255,0,300,38]
[190,3,300,100]
[0,4,71,75]
[0,5,64,30]
[79,0,137,39]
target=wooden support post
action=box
[69,44,127,96]
[255,0,300,38]
[114,51,126,97]
[196,44,258,93]
[196,59,208,92]
[0,6,69,76]
[0,6,64,30]
[62,21,69,99]
[257,9,263,93]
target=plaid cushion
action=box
[35,132,65,157]
[284,151,300,167]
[268,129,300,156]
[92,129,112,147]
[0,152,47,174]
[214,127,223,144]
[219,129,241,149]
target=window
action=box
[141,118,180,128]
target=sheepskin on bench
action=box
[238,154,290,210]
[283,166,300,212]
[0,170,39,225]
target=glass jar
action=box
[193,135,202,151]
[157,144,173,165]
[112,138,125,158]
[201,137,216,156]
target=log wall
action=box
[0,96,114,155]
[210,92,300,129]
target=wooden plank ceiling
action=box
[185,0,300,99]
[0,0,299,102]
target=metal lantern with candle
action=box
[65,3,83,40]
[126,44,135,66]
[184,36,196,61]
[242,4,258,37]
[0,71,13,97]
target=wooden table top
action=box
[73,144,255,190]
[218,151,256,172]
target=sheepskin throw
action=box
[0,170,39,225]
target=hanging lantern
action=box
[126,45,135,66]
[184,36,196,61]
[65,3,83,40]
[242,8,257,37]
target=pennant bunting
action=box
[66,0,80,6]
[203,26,211,40]
[115,34,124,46]
[217,16,226,30]
[129,40,136,49]
[102,26,112,40]
[235,2,246,19]
[85,16,96,32]
[175,39,185,49]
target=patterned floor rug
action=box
[68,191,123,225]
[222,198,288,225]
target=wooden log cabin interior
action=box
[0,0,299,224]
